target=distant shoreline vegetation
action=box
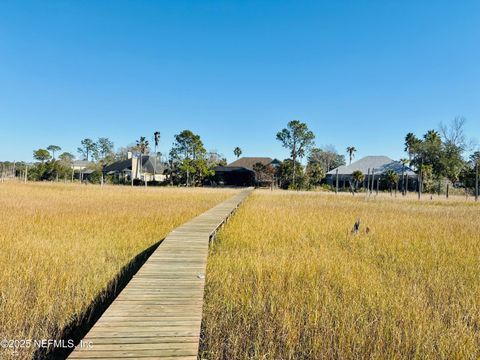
[1,117,478,197]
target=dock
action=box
[68,188,252,359]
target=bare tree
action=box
[439,116,470,151]
[308,145,345,172]
[439,117,470,194]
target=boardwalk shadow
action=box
[34,240,164,360]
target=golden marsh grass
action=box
[0,182,232,360]
[202,191,480,359]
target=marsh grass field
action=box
[0,182,232,360]
[202,191,480,359]
[1,183,479,360]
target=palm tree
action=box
[47,145,62,160]
[385,169,399,196]
[135,137,150,181]
[404,133,419,162]
[136,136,150,154]
[346,146,357,165]
[153,131,160,181]
[234,147,242,159]
[351,170,364,193]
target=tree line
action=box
[22,130,227,185]
[271,117,479,197]
[18,122,346,188]
[404,117,479,197]
[4,117,478,197]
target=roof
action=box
[72,160,92,167]
[214,166,254,173]
[104,156,165,174]
[228,157,275,170]
[327,156,416,176]
[104,159,132,172]
[142,156,166,174]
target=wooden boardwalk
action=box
[69,188,252,360]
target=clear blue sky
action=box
[1,0,479,163]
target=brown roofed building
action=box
[213,157,280,187]
[228,157,278,169]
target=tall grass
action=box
[0,182,232,360]
[202,191,480,359]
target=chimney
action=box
[131,156,138,179]
[127,151,132,159]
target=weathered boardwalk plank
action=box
[68,188,252,359]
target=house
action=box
[71,160,95,181]
[72,160,91,172]
[213,157,280,187]
[228,157,281,169]
[104,153,166,182]
[326,156,418,190]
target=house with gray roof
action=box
[104,154,166,182]
[326,156,418,191]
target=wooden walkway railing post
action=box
[68,188,252,360]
